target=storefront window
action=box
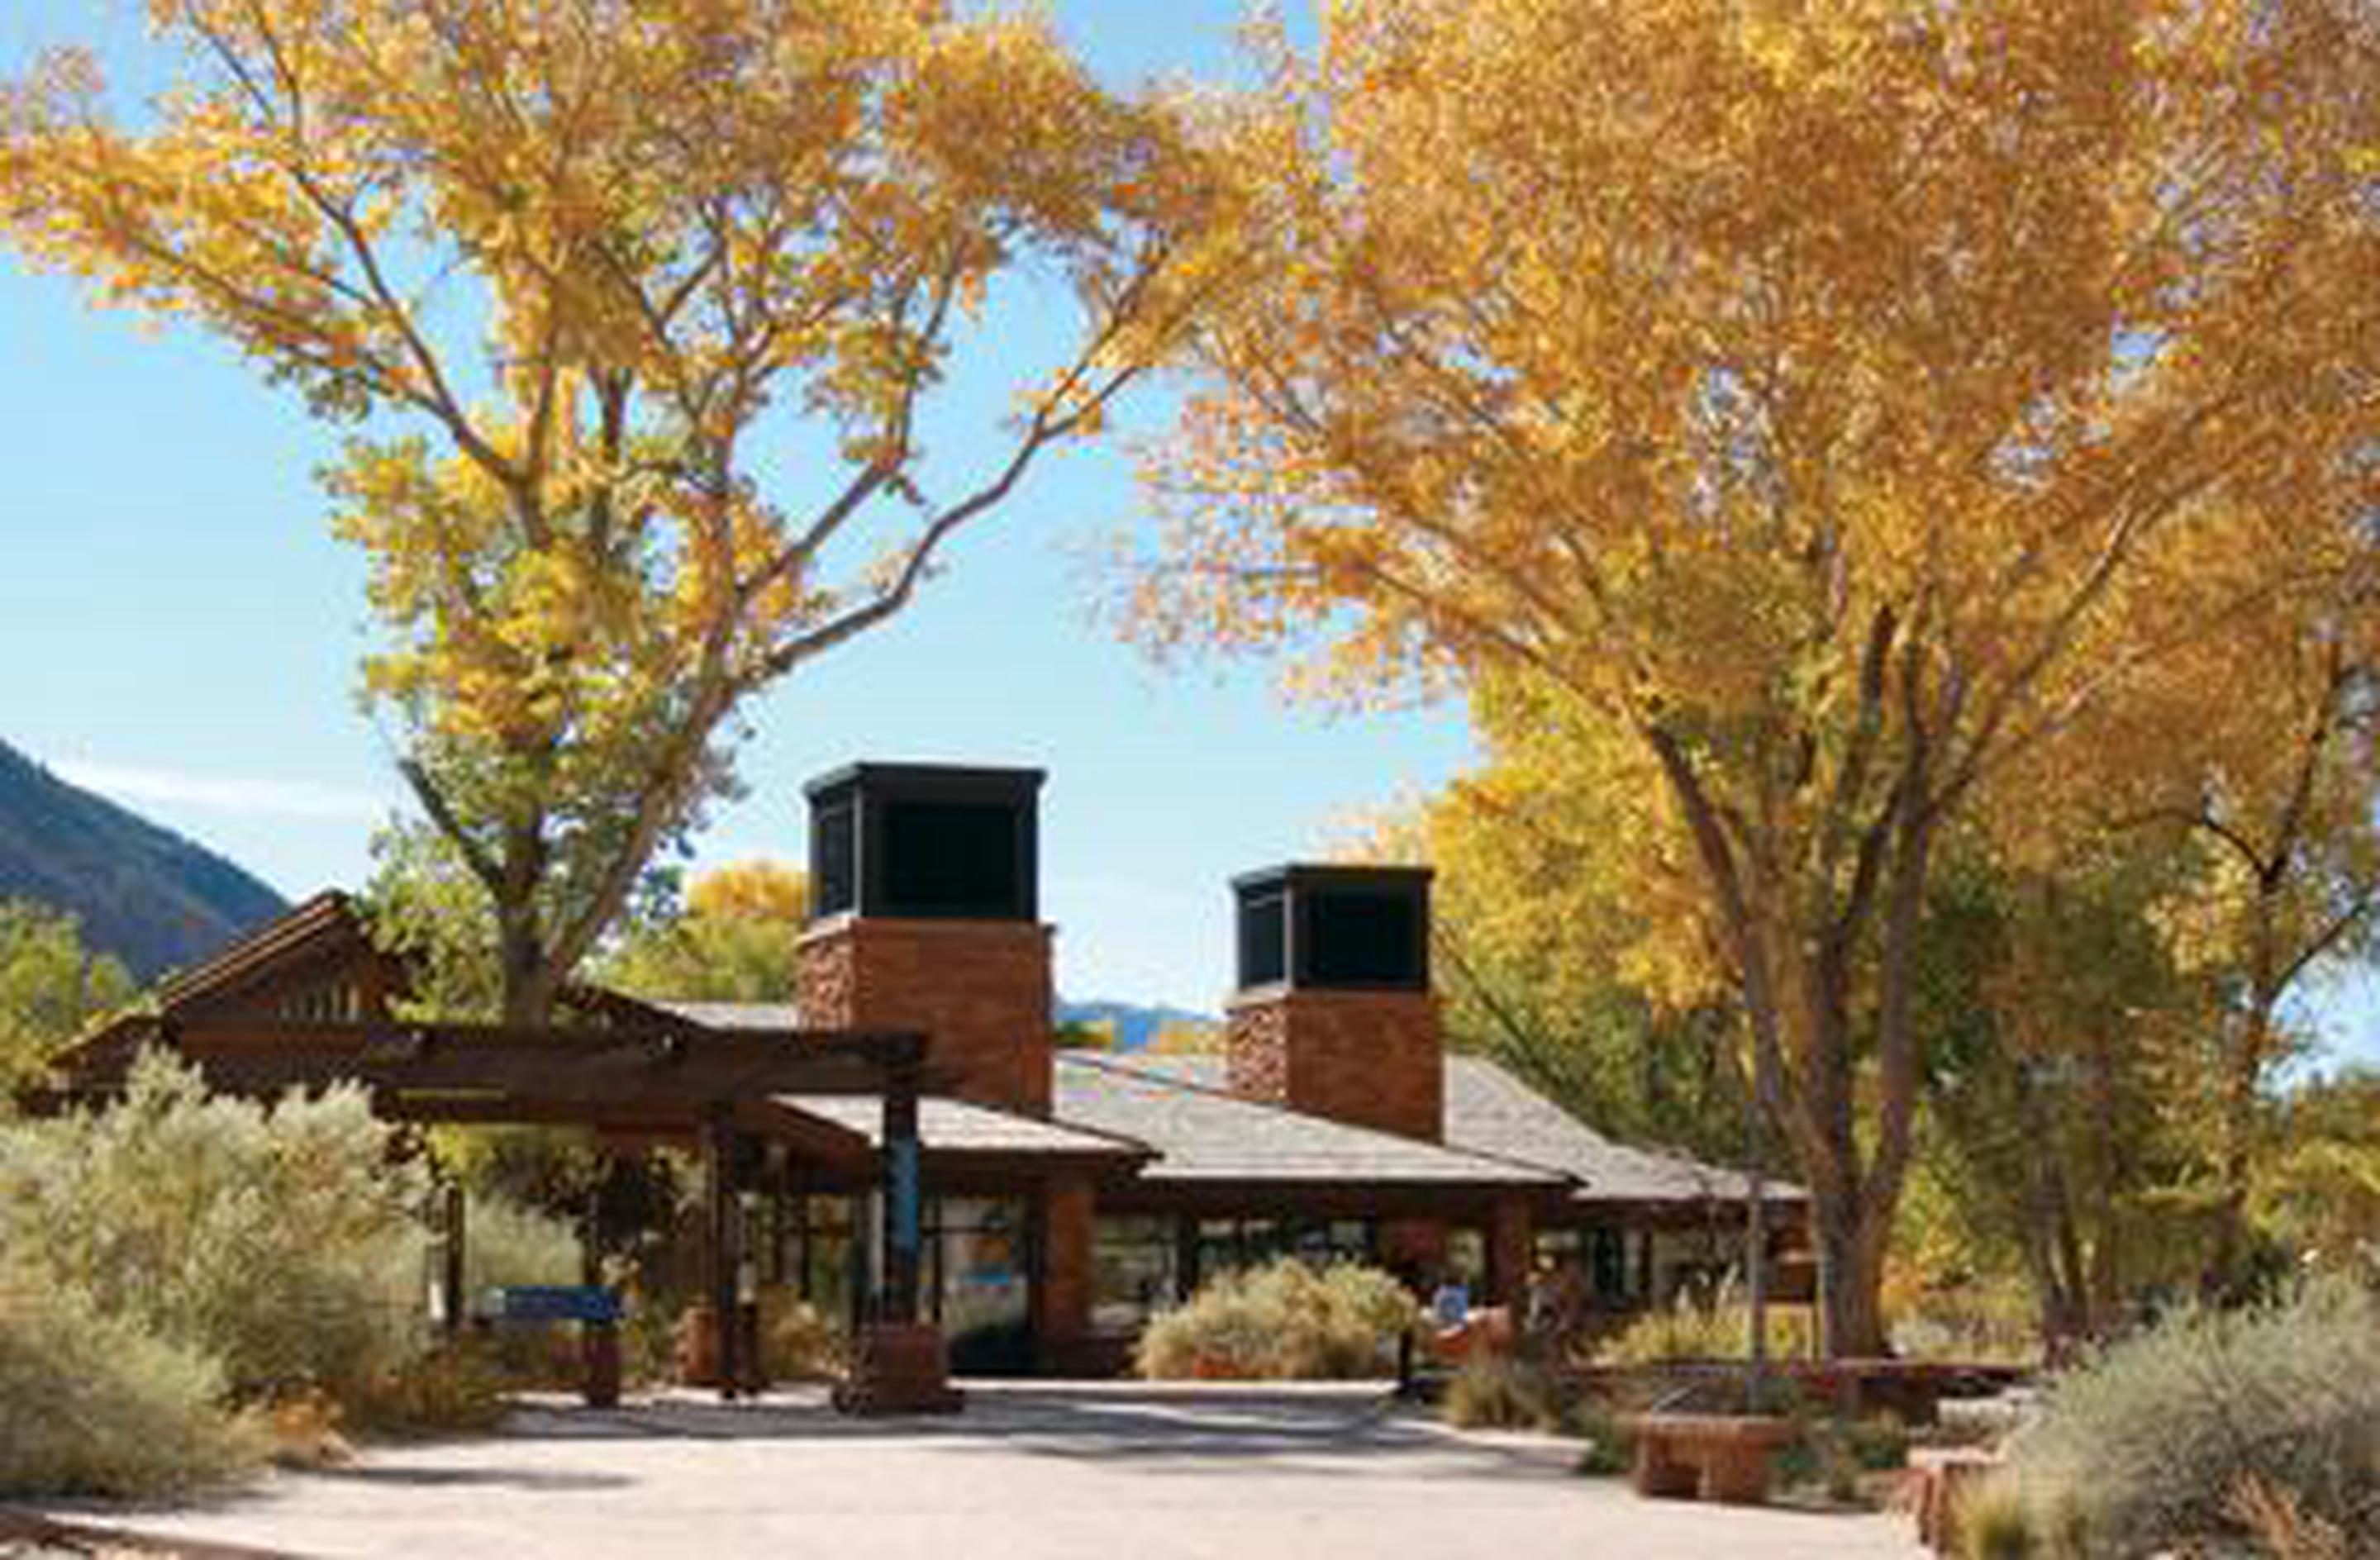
[936,1196,1030,1372]
[1188,1215,1375,1291]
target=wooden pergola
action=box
[35,1012,945,1403]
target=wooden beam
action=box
[45,1016,934,1116]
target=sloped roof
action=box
[659,1001,804,1030]
[1443,1055,1802,1205]
[777,1092,1150,1160]
[1053,1053,1564,1189]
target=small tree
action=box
[0,898,134,1103]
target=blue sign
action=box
[488,1285,623,1325]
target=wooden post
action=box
[440,1179,466,1339]
[703,1107,741,1401]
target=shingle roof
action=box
[658,1001,805,1030]
[775,1093,1147,1159]
[662,1001,1785,1201]
[1052,1053,1564,1188]
[1444,1055,1803,1206]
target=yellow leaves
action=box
[686,859,808,925]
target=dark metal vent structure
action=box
[1232,864,1431,992]
[805,763,1045,923]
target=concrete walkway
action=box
[45,1383,1929,1560]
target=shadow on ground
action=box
[496,1382,1575,1478]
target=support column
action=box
[881,1078,923,1325]
[436,1179,466,1339]
[1033,1174,1095,1374]
[1488,1196,1534,1310]
[703,1108,743,1402]
[835,1053,960,1415]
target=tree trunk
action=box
[497,906,557,1027]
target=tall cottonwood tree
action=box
[1129,0,2380,1352]
[0,0,1224,1020]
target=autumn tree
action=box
[1385,674,1751,1163]
[601,857,807,1003]
[1129,0,2380,1352]
[2049,518,2380,1296]
[1909,839,2207,1351]
[0,899,135,1102]
[1,0,1224,1022]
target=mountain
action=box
[0,739,288,982]
[1056,999,1221,1053]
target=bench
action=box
[1622,1413,1797,1505]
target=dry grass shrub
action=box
[1594,1280,1816,1365]
[0,1053,428,1408]
[0,1253,264,1498]
[1136,1259,1416,1380]
[350,1343,515,1435]
[1989,1278,2380,1557]
[758,1289,844,1382]
[1444,1353,1563,1431]
[1889,1279,2042,1366]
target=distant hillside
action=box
[0,740,288,981]
[1057,999,1221,1053]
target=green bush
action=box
[1137,1259,1416,1380]
[463,1194,583,1292]
[1995,1278,2380,1557]
[0,1254,264,1498]
[1594,1280,1816,1366]
[0,1051,429,1407]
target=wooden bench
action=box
[1622,1413,1797,1505]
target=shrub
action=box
[350,1343,515,1435]
[0,1255,264,1498]
[758,1289,844,1382]
[463,1194,583,1293]
[1445,1353,1562,1431]
[1571,1400,1635,1476]
[1137,1259,1416,1380]
[0,1051,429,1408]
[1889,1279,2041,1367]
[1594,1280,1816,1366]
[1996,1277,2380,1557]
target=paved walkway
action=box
[42,1383,1928,1560]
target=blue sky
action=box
[0,0,1483,1015]
[0,2,2373,1067]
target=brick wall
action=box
[796,916,1053,1115]
[1224,987,1443,1141]
[1034,1174,1096,1366]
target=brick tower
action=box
[794,763,1053,1116]
[1224,864,1443,1141]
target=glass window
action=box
[1092,1215,1178,1331]
[935,1196,1030,1372]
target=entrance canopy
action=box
[31,1011,945,1402]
